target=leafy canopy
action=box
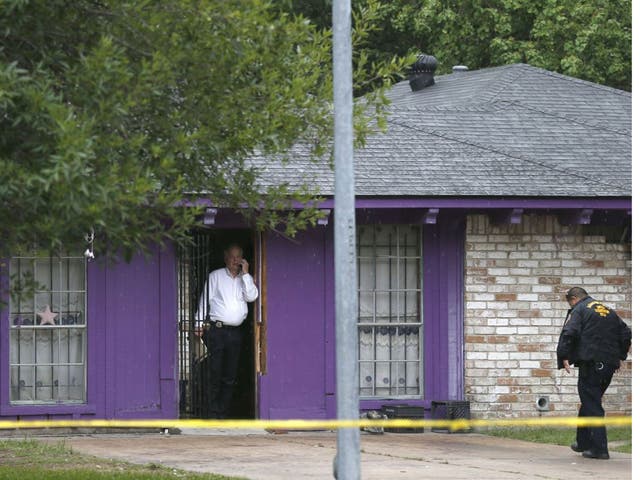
[0,0,407,259]
[279,0,631,91]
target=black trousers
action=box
[202,324,244,419]
[576,361,615,453]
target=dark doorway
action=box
[178,228,256,419]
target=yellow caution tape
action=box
[0,416,630,431]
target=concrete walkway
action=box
[39,429,631,480]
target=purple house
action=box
[1,63,631,422]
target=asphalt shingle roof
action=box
[251,63,631,198]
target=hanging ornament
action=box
[84,228,95,261]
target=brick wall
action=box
[464,214,632,418]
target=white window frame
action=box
[357,225,424,400]
[9,255,87,405]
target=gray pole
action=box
[332,0,360,478]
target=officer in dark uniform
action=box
[557,287,631,460]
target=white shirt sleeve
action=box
[241,274,259,303]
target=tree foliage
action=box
[0,0,407,259]
[279,0,631,91]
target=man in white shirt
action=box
[195,243,259,419]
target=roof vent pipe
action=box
[452,65,469,73]
[409,54,438,92]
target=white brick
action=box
[535,235,553,242]
[517,327,539,334]
[509,268,531,275]
[517,293,538,301]
[515,276,538,284]
[469,327,496,335]
[517,260,538,268]
[487,352,510,360]
[495,361,519,368]
[473,361,496,369]
[465,285,489,294]
[509,352,531,360]
[561,260,582,267]
[531,285,553,293]
[487,268,509,276]
[561,276,583,284]
[494,344,518,352]
[464,213,631,419]
[599,268,619,275]
[470,293,494,301]
[531,252,555,259]
[467,235,488,242]
[467,301,487,309]
[487,318,510,326]
[530,318,552,326]
[519,361,540,368]
[574,268,596,276]
[474,243,497,251]
[530,302,552,309]
[486,301,509,309]
[489,235,510,242]
[466,352,487,360]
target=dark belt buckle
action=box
[214,320,223,329]
[596,361,604,371]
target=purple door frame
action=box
[258,213,466,419]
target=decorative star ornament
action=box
[37,305,58,326]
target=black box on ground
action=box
[381,404,424,433]
[430,400,471,433]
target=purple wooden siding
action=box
[423,216,466,405]
[260,216,466,419]
[1,213,467,420]
[259,227,334,419]
[0,245,177,419]
[96,245,177,419]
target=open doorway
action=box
[178,228,256,419]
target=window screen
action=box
[9,255,86,404]
[357,225,422,398]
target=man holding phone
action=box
[195,243,259,419]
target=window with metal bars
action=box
[9,255,86,404]
[357,225,423,399]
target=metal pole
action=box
[332,0,360,478]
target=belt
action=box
[205,320,240,329]
[584,360,608,370]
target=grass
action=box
[0,438,247,480]
[482,426,631,454]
